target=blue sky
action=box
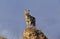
[0,0,60,39]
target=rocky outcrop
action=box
[0,37,7,39]
[23,27,48,39]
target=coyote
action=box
[24,10,36,26]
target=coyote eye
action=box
[29,34,32,37]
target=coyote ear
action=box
[24,9,30,15]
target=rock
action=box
[23,27,48,39]
[0,37,7,39]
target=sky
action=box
[0,0,60,39]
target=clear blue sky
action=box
[0,0,60,39]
